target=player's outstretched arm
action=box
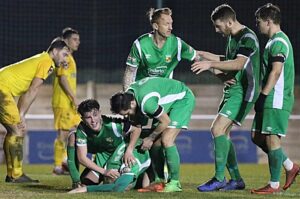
[124,126,141,167]
[196,50,223,61]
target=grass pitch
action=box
[0,164,299,199]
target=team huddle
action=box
[0,3,298,195]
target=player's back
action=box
[0,52,54,96]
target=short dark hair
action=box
[211,4,236,22]
[110,92,134,114]
[255,3,281,25]
[46,37,69,52]
[78,99,100,116]
[62,27,79,39]
[147,7,172,24]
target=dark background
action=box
[0,0,298,84]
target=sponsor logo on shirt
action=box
[148,66,167,76]
[127,55,137,63]
[76,138,86,145]
[145,54,151,59]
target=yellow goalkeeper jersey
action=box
[0,52,54,96]
[52,54,77,108]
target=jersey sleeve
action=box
[237,34,258,58]
[75,126,87,147]
[180,38,196,61]
[269,40,288,62]
[141,95,162,117]
[126,40,141,68]
[35,59,54,80]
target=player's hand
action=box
[72,98,79,110]
[17,116,26,134]
[224,78,236,86]
[104,169,120,179]
[191,61,212,74]
[254,93,267,113]
[141,137,154,151]
[123,149,136,168]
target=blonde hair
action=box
[147,7,172,24]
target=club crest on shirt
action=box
[106,137,113,143]
[47,66,54,75]
[165,55,171,63]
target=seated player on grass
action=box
[67,99,141,188]
[68,137,151,193]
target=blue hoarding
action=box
[27,130,257,164]
[176,130,257,163]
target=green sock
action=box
[268,148,283,182]
[67,146,80,183]
[282,150,288,162]
[150,145,165,181]
[226,139,241,180]
[214,135,230,181]
[87,174,134,192]
[165,145,180,181]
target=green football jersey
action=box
[126,33,196,80]
[262,31,294,112]
[128,77,192,118]
[76,115,126,154]
[107,139,150,178]
[224,27,260,102]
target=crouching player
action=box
[68,137,151,193]
[67,99,141,188]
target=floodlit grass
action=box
[0,164,299,199]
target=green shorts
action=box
[251,108,290,137]
[94,151,112,168]
[83,151,113,180]
[218,95,254,126]
[157,89,195,129]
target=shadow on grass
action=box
[22,184,69,193]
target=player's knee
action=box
[210,125,225,137]
[161,137,173,148]
[7,124,24,137]
[251,132,264,146]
